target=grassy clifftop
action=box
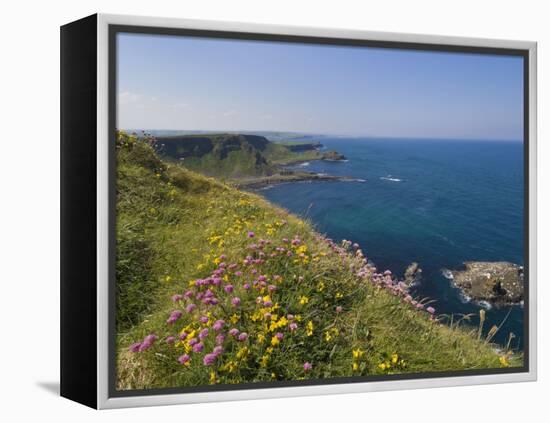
[154,133,326,177]
[115,131,519,390]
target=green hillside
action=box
[115,131,520,391]
[154,133,324,177]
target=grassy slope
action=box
[115,132,519,391]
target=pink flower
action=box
[336,306,343,313]
[238,332,249,342]
[275,332,284,341]
[303,362,313,371]
[129,342,141,353]
[231,297,241,307]
[235,271,243,277]
[166,310,182,324]
[289,323,298,332]
[247,231,255,238]
[199,328,209,340]
[212,320,225,331]
[224,285,234,294]
[213,346,224,355]
[178,354,190,365]
[193,342,204,353]
[203,353,217,366]
[185,303,197,313]
[165,336,176,344]
[215,334,225,345]
[199,315,209,324]
[427,306,435,314]
[188,338,199,346]
[171,294,183,302]
[243,283,251,290]
[229,328,239,337]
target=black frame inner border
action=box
[108,23,531,399]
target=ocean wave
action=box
[441,269,454,280]
[299,162,310,167]
[380,175,402,182]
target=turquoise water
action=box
[261,138,525,349]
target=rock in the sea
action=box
[452,261,524,305]
[404,262,422,286]
[321,150,346,161]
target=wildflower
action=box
[165,336,176,344]
[243,283,251,290]
[306,321,314,336]
[166,310,182,325]
[224,284,234,294]
[215,334,225,345]
[271,336,280,346]
[303,362,313,372]
[129,342,141,353]
[247,231,255,238]
[199,315,209,324]
[138,334,157,352]
[257,333,266,344]
[499,355,510,367]
[426,306,435,314]
[260,355,270,367]
[378,362,388,370]
[336,306,343,313]
[172,294,183,302]
[165,275,172,283]
[391,353,399,364]
[192,342,204,353]
[185,303,197,313]
[229,328,240,337]
[299,296,309,305]
[178,354,191,365]
[212,320,225,331]
[203,353,217,366]
[238,332,249,342]
[230,314,239,324]
[199,328,209,340]
[268,285,277,293]
[236,346,249,359]
[188,337,199,346]
[213,346,224,356]
[231,297,241,307]
[235,271,243,277]
[289,322,298,332]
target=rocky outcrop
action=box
[451,261,524,305]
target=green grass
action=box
[115,131,521,391]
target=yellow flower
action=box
[317,281,325,292]
[236,346,249,360]
[230,314,239,324]
[209,371,217,384]
[391,353,399,364]
[378,363,387,370]
[257,333,265,344]
[499,355,510,367]
[299,296,309,305]
[260,355,270,368]
[306,321,314,336]
[271,336,280,347]
[164,275,172,283]
[336,292,343,299]
[352,349,364,359]
[352,362,359,371]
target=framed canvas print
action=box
[60,14,537,409]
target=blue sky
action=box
[117,33,524,140]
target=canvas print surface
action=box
[114,31,526,392]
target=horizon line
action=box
[121,128,523,143]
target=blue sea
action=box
[261,138,525,349]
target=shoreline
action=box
[233,171,360,189]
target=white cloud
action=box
[118,91,141,105]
